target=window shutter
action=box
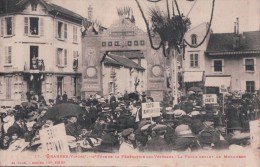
[5,46,7,64]
[8,46,12,64]
[56,48,59,65]
[64,23,67,39]
[0,18,3,37]
[40,18,44,36]
[55,20,58,38]
[64,49,67,66]
[12,17,15,35]
[24,17,29,35]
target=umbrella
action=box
[43,103,85,120]
[188,86,202,92]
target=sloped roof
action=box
[107,53,145,70]
[104,57,122,67]
[110,51,145,59]
[0,0,83,21]
[206,31,260,53]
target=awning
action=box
[183,71,203,83]
[205,76,231,87]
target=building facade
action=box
[82,16,168,101]
[181,22,211,93]
[205,21,260,94]
[0,0,83,106]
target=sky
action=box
[49,0,260,33]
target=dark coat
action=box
[7,122,26,138]
[145,136,171,152]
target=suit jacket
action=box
[145,136,171,152]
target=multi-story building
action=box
[205,19,260,94]
[0,0,83,106]
[181,22,211,93]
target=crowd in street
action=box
[0,90,259,153]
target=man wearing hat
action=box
[172,124,199,152]
[119,128,137,154]
[7,114,27,139]
[65,115,82,139]
[144,124,171,152]
[94,125,119,153]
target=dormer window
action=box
[31,3,38,11]
[191,34,197,45]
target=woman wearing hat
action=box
[3,110,15,134]
[119,128,137,154]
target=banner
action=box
[142,102,160,118]
[249,119,260,149]
[203,94,217,104]
[39,123,70,154]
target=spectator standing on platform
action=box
[62,91,68,103]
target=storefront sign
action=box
[249,119,260,149]
[39,123,70,154]
[203,94,217,104]
[142,102,160,118]
[219,85,228,94]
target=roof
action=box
[103,57,122,67]
[206,31,260,53]
[110,51,145,59]
[106,53,145,70]
[0,0,83,22]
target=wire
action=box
[184,0,215,48]
[186,0,198,17]
[135,0,163,51]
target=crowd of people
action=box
[0,90,259,153]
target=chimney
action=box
[88,5,93,20]
[236,17,239,34]
[234,22,237,35]
[233,18,240,50]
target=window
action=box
[5,76,12,99]
[115,41,119,46]
[108,41,112,46]
[4,46,12,65]
[56,21,67,40]
[73,51,79,68]
[246,81,255,93]
[30,46,39,69]
[24,17,43,36]
[191,34,197,45]
[213,59,224,72]
[244,58,255,72]
[0,17,14,36]
[56,48,67,66]
[57,77,63,96]
[31,3,38,11]
[190,54,199,67]
[128,41,132,46]
[134,41,138,46]
[140,40,145,46]
[73,26,77,43]
[102,42,106,46]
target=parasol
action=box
[43,103,85,120]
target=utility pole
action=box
[170,48,179,106]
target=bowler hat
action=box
[172,137,194,151]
